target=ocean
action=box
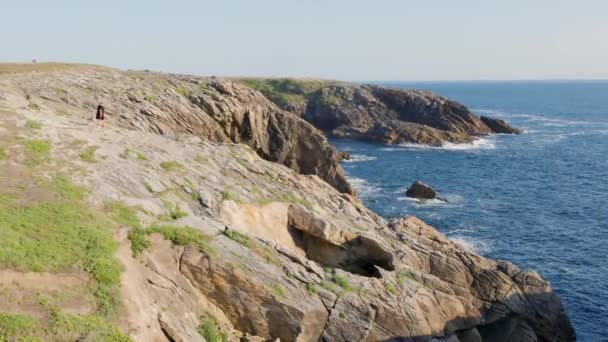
[330,81,608,341]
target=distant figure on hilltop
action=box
[95,104,105,127]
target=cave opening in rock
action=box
[287,222,394,278]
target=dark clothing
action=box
[96,105,105,120]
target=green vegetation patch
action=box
[306,283,318,296]
[104,201,141,229]
[255,191,313,210]
[22,139,51,166]
[160,161,182,172]
[80,146,99,163]
[0,313,38,341]
[0,147,7,160]
[128,224,215,256]
[223,229,251,247]
[220,191,240,203]
[0,176,125,334]
[197,314,227,342]
[53,175,87,201]
[269,284,286,300]
[25,120,42,129]
[158,201,188,221]
[45,309,130,341]
[120,148,147,161]
[385,282,398,295]
[175,87,191,97]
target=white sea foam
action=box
[348,177,381,198]
[449,235,491,255]
[380,137,496,152]
[343,154,377,163]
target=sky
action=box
[2,0,607,81]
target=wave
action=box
[348,177,381,198]
[343,154,377,163]
[448,235,491,255]
[385,137,496,151]
[398,196,446,205]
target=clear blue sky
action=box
[2,0,607,81]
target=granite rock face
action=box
[6,67,353,194]
[238,79,521,146]
[0,64,572,341]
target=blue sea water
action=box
[330,81,608,341]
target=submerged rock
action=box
[337,151,351,161]
[406,180,437,199]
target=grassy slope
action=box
[0,128,130,340]
[236,78,343,109]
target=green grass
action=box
[385,282,398,295]
[160,161,182,172]
[0,147,7,160]
[223,229,250,247]
[46,309,131,341]
[120,148,147,161]
[194,154,207,164]
[158,201,188,221]
[197,315,227,342]
[149,225,215,255]
[51,87,68,95]
[220,191,240,203]
[127,227,151,256]
[0,179,123,320]
[25,120,42,129]
[175,87,191,97]
[0,313,38,341]
[269,284,286,300]
[306,283,318,296]
[333,275,351,290]
[22,139,51,166]
[104,202,141,229]
[135,152,147,161]
[28,103,40,111]
[53,175,87,201]
[80,146,99,163]
[255,191,313,210]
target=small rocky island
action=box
[406,180,438,199]
[0,63,572,341]
[238,78,522,146]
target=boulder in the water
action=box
[406,180,437,199]
[338,151,351,161]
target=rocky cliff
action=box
[238,79,521,145]
[0,64,572,341]
[3,65,352,194]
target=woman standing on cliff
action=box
[95,104,105,128]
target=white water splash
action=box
[343,154,377,163]
[449,235,491,255]
[348,177,381,198]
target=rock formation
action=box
[5,66,353,194]
[0,64,573,341]
[406,180,437,199]
[238,78,522,146]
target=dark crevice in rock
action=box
[288,205,394,278]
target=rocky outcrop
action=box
[480,116,523,134]
[238,79,521,145]
[7,68,353,194]
[0,64,573,341]
[406,180,437,199]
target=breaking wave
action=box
[343,154,377,162]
